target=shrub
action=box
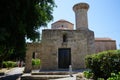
[97,78,105,80]
[32,59,41,66]
[83,71,93,79]
[85,50,120,80]
[107,72,120,80]
[2,61,7,68]
[2,61,17,68]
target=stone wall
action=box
[24,43,42,73]
[25,36,116,72]
[38,29,94,70]
[95,38,116,53]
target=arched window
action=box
[63,34,67,42]
[32,52,36,59]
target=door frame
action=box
[58,48,71,69]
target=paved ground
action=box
[0,67,24,80]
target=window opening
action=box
[63,34,67,42]
[32,52,36,59]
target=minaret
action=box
[73,3,89,30]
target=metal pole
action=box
[69,65,73,77]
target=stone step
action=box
[21,74,70,80]
[31,72,75,75]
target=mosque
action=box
[24,3,116,72]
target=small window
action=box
[63,34,67,42]
[62,25,64,27]
[32,52,36,59]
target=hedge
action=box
[2,61,17,68]
[85,50,120,80]
[107,72,120,80]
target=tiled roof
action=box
[95,37,116,42]
[95,37,112,40]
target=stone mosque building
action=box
[24,3,116,72]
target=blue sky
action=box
[44,0,120,49]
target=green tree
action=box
[0,0,56,67]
